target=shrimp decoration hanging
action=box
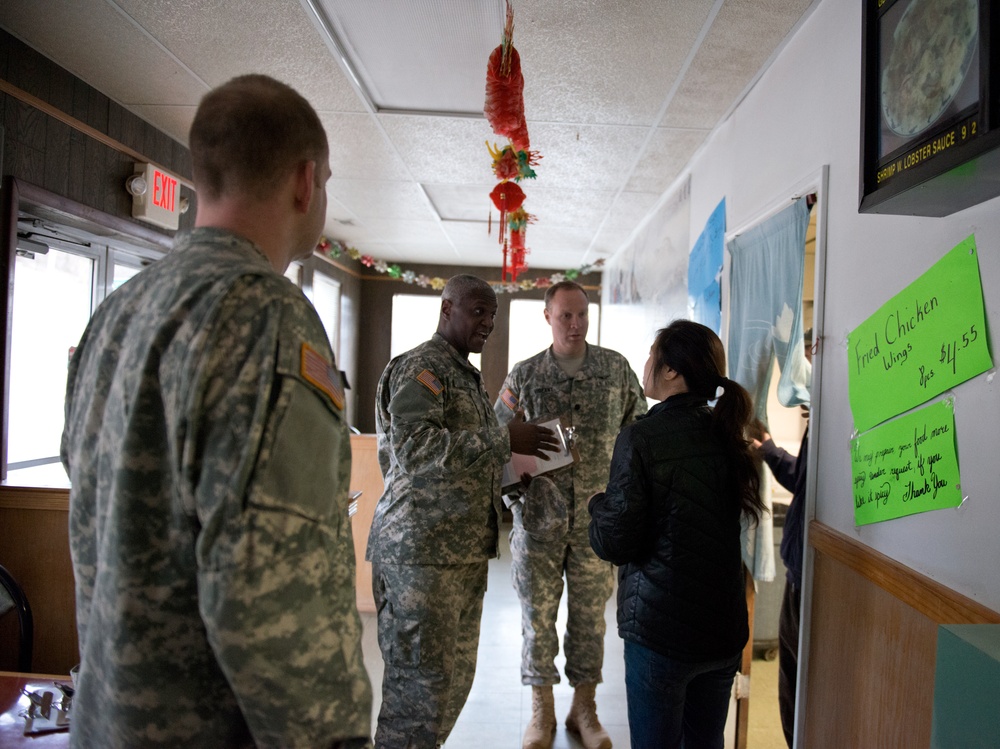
[484,1,529,151]
[484,0,539,280]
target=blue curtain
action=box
[727,199,811,418]
[727,198,811,582]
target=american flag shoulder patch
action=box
[500,387,518,411]
[300,343,344,410]
[416,369,444,396]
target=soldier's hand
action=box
[508,410,560,459]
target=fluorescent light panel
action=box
[307,0,504,116]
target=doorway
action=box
[723,166,828,749]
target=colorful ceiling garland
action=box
[315,236,604,294]
[484,1,540,283]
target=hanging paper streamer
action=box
[483,0,539,278]
[484,2,529,152]
[504,208,533,282]
[316,234,602,293]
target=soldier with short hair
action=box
[495,280,646,749]
[61,74,372,749]
[367,274,558,749]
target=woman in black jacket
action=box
[588,320,764,749]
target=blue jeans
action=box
[624,640,742,749]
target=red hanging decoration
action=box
[503,208,531,282]
[487,142,540,182]
[489,181,525,246]
[484,1,530,152]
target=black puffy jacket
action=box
[588,392,748,663]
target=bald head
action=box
[438,275,498,358]
[442,274,495,304]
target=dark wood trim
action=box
[16,179,174,252]
[0,79,195,191]
[0,486,69,512]
[0,177,19,482]
[809,521,1000,624]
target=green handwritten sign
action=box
[847,235,992,432]
[851,398,962,526]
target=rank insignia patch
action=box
[416,369,444,395]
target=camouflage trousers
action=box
[372,561,488,749]
[510,505,614,687]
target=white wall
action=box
[684,0,1000,612]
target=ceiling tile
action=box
[329,179,436,221]
[320,113,412,181]
[605,191,665,230]
[627,128,709,193]
[113,0,365,113]
[528,123,649,191]
[661,0,816,129]
[378,115,498,183]
[0,0,207,107]
[516,0,716,126]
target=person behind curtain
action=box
[588,320,765,749]
[367,274,558,749]
[753,328,812,748]
[61,75,372,748]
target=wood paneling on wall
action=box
[804,522,1000,747]
[0,487,75,675]
[0,29,194,232]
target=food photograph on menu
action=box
[878,0,979,161]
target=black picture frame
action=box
[859,0,1000,216]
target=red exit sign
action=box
[131,162,182,230]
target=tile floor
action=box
[360,525,787,748]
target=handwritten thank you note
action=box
[851,399,962,526]
[847,235,991,432]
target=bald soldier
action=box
[495,280,646,749]
[61,75,371,748]
[367,275,559,749]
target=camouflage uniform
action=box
[367,333,510,748]
[61,228,372,749]
[494,345,645,686]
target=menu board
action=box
[878,0,980,163]
[859,0,1000,216]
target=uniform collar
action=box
[177,227,274,270]
[431,332,482,376]
[542,344,598,379]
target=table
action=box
[0,672,71,747]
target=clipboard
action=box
[502,417,578,490]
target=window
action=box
[5,234,158,488]
[312,271,342,359]
[507,298,600,367]
[391,294,481,370]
